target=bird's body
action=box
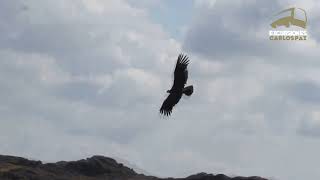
[160,54,194,116]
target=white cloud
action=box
[194,0,216,8]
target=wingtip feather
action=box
[177,53,190,67]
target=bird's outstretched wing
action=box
[171,54,189,91]
[160,92,182,116]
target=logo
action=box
[269,7,308,41]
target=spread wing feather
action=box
[160,92,182,116]
[172,54,189,91]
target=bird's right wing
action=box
[160,93,179,116]
[172,54,189,90]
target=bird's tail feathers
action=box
[183,85,193,96]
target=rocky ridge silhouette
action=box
[0,155,268,180]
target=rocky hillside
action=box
[0,155,268,180]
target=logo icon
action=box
[270,7,307,29]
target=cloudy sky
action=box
[1,0,320,179]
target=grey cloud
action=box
[303,2,320,43]
[183,0,283,59]
[297,118,320,137]
[287,81,320,104]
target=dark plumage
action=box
[160,54,194,116]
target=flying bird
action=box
[160,54,194,116]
